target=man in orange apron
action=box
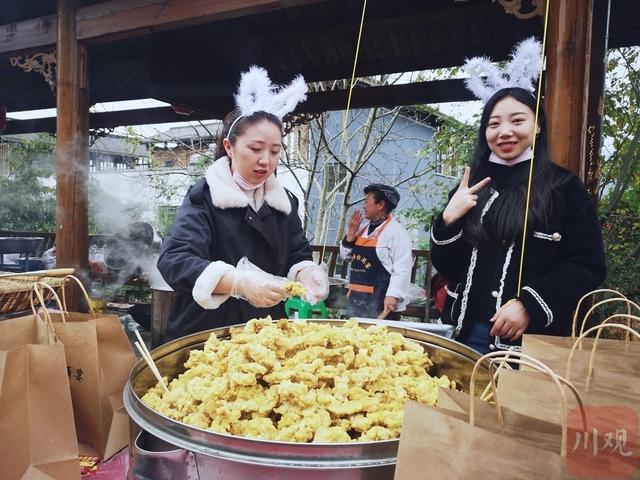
[340,184,413,319]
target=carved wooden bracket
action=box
[9,50,57,91]
[497,0,545,20]
[284,112,321,135]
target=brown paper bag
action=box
[395,400,567,480]
[395,352,579,479]
[0,309,80,479]
[397,351,640,479]
[523,292,640,377]
[37,277,136,459]
[495,337,640,479]
[522,334,640,377]
[501,323,640,424]
[498,368,640,424]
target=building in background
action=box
[1,108,463,244]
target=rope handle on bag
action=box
[60,275,97,318]
[470,351,586,458]
[571,289,628,339]
[486,357,587,430]
[478,359,513,402]
[566,320,640,391]
[30,282,67,341]
[578,297,638,342]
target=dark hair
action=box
[368,189,392,213]
[462,87,560,246]
[364,184,400,213]
[214,109,283,159]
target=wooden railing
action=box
[0,230,55,257]
[0,230,115,257]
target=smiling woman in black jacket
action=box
[430,87,606,353]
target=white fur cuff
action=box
[287,260,318,281]
[192,261,235,309]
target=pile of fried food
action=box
[142,318,454,443]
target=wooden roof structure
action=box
[1,1,637,131]
[0,0,636,306]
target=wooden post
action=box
[544,0,593,178]
[56,0,89,310]
[583,0,611,201]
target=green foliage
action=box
[415,105,478,173]
[156,204,179,238]
[599,47,640,300]
[397,181,453,249]
[0,134,57,231]
[600,198,640,301]
[600,47,640,213]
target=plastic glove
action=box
[296,263,329,305]
[229,269,288,308]
[229,257,288,308]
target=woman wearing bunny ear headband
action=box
[157,66,329,342]
[430,38,605,354]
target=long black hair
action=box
[463,87,560,247]
[214,110,283,159]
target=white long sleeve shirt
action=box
[339,217,414,311]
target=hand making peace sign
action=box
[442,167,492,225]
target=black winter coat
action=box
[430,162,606,350]
[157,157,312,342]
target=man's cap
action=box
[364,183,400,209]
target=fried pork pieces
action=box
[142,318,453,443]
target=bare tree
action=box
[280,103,440,245]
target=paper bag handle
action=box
[471,351,586,458]
[60,275,97,317]
[30,282,67,340]
[575,297,639,345]
[571,288,627,339]
[486,357,587,442]
[567,320,640,391]
[485,358,585,423]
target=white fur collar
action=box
[205,157,291,214]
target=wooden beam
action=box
[545,0,593,179]
[5,79,473,134]
[247,2,494,45]
[56,0,89,309]
[299,79,475,114]
[584,0,610,201]
[0,15,56,55]
[75,0,328,44]
[0,0,327,54]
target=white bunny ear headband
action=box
[463,37,542,103]
[225,66,308,139]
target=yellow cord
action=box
[319,0,368,263]
[516,0,551,295]
[342,0,368,135]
